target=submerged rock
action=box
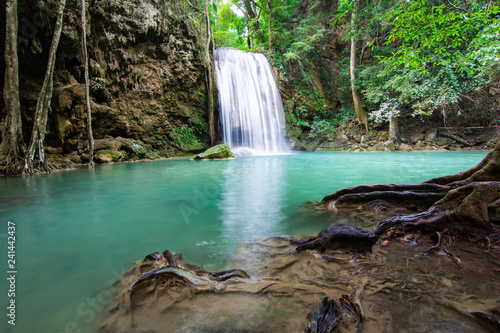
[193,144,235,160]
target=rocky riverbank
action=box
[289,118,499,153]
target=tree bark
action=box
[389,115,399,142]
[24,0,66,174]
[81,0,94,168]
[243,0,263,44]
[268,0,272,51]
[349,4,369,133]
[205,0,215,146]
[1,0,24,175]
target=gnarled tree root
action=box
[304,295,362,333]
[294,224,378,253]
[321,141,500,239]
[371,181,500,237]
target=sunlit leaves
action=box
[381,0,500,74]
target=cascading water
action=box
[214,47,289,155]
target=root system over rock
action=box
[323,141,500,240]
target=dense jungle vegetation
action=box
[208,0,499,140]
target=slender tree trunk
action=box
[81,0,94,167]
[1,0,24,175]
[268,0,272,51]
[24,0,66,174]
[205,0,215,146]
[349,4,369,133]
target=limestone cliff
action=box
[1,0,212,164]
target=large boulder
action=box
[193,144,235,160]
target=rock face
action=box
[193,144,235,160]
[10,0,212,163]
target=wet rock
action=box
[295,224,378,253]
[193,144,235,160]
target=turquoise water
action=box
[0,152,487,332]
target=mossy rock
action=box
[95,150,123,163]
[193,144,235,160]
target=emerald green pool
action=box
[0,152,487,332]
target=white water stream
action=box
[214,47,289,155]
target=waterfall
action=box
[214,47,289,155]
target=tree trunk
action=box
[81,0,94,168]
[205,0,215,146]
[243,0,263,44]
[389,115,399,142]
[24,0,66,174]
[268,0,272,51]
[349,5,369,133]
[323,140,500,238]
[1,0,24,175]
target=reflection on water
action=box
[219,157,286,244]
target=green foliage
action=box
[171,125,200,147]
[213,2,247,49]
[216,144,235,158]
[332,106,355,126]
[212,0,330,61]
[381,0,500,74]
[336,0,500,121]
[209,0,499,132]
[369,99,400,124]
[131,144,146,156]
[89,77,108,93]
[308,117,335,140]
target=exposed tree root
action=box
[1,159,58,176]
[304,295,362,333]
[22,161,57,176]
[294,224,378,253]
[371,181,500,236]
[322,183,451,203]
[322,141,500,240]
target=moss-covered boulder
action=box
[95,150,123,163]
[193,145,235,160]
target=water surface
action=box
[0,152,487,332]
